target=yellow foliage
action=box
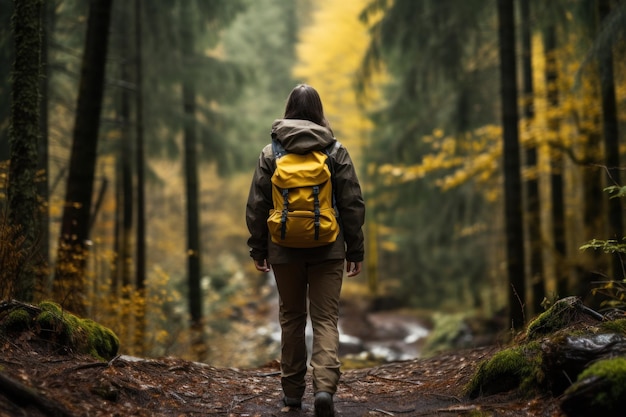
[373,27,626,206]
[293,0,387,164]
[377,125,502,201]
[88,263,184,357]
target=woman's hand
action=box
[346,261,362,277]
[254,259,271,272]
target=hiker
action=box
[246,84,365,417]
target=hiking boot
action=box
[283,396,302,408]
[314,392,334,417]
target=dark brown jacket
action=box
[246,119,365,264]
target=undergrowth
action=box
[580,185,626,313]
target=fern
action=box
[580,238,626,254]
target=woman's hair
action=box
[283,84,330,129]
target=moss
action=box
[0,301,119,361]
[571,357,626,410]
[599,318,626,335]
[35,301,119,361]
[467,411,492,417]
[79,318,120,360]
[39,301,64,315]
[526,298,581,340]
[36,309,71,341]
[2,308,32,332]
[465,342,543,398]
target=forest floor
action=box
[0,334,566,417]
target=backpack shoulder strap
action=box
[323,141,340,176]
[323,141,341,219]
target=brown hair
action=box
[283,84,331,129]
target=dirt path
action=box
[0,340,565,417]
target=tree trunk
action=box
[113,156,122,291]
[598,0,623,280]
[8,0,42,302]
[134,0,147,298]
[133,0,146,355]
[520,0,544,316]
[37,0,54,285]
[0,2,14,161]
[53,0,113,315]
[181,2,204,360]
[578,126,607,302]
[498,0,526,329]
[183,68,202,325]
[110,0,134,295]
[543,26,568,300]
[118,2,134,293]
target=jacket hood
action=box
[271,119,335,154]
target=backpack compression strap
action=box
[280,188,289,240]
[312,185,320,240]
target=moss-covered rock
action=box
[460,296,626,417]
[561,357,626,417]
[0,300,119,361]
[526,297,601,341]
[599,318,626,335]
[79,318,120,360]
[2,308,32,332]
[541,332,626,395]
[37,302,120,361]
[465,342,543,398]
[36,301,73,341]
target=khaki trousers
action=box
[272,259,344,397]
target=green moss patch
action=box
[2,308,32,332]
[0,300,119,361]
[525,297,599,340]
[599,318,626,335]
[561,357,626,416]
[465,342,543,398]
[79,318,120,360]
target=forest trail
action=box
[0,339,564,417]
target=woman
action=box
[246,84,365,417]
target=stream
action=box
[259,273,431,364]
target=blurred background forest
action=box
[1,0,625,368]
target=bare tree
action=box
[597,0,623,280]
[180,1,204,360]
[133,0,147,355]
[497,0,526,329]
[520,0,545,316]
[53,0,113,314]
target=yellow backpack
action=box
[267,139,340,248]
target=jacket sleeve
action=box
[332,145,365,262]
[246,145,274,260]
